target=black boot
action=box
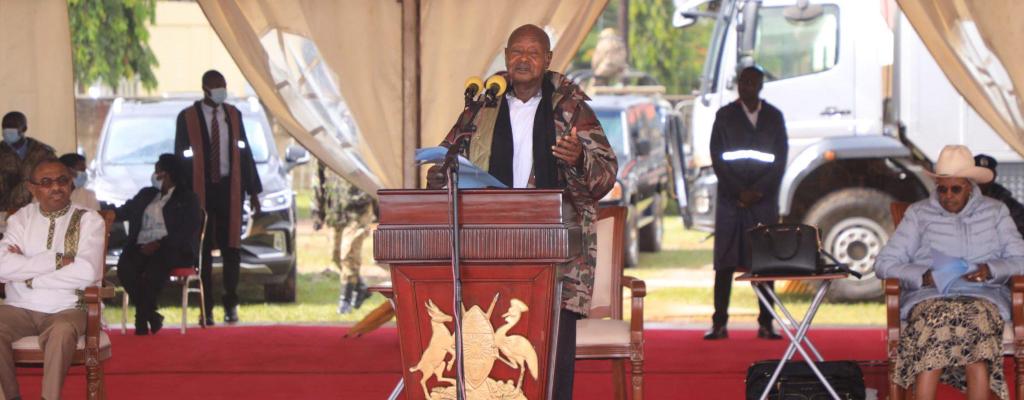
[352,278,370,310]
[703,324,728,340]
[338,279,356,314]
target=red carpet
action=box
[10,326,1013,399]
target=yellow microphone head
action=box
[485,75,508,97]
[464,76,483,93]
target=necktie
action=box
[210,107,221,183]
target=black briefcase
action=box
[748,224,821,276]
[746,360,866,400]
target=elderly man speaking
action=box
[877,145,1024,399]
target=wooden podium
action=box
[374,189,581,400]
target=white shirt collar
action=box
[506,90,542,105]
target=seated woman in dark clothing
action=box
[110,154,202,335]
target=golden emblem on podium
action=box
[409,294,539,400]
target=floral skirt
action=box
[894,296,1007,399]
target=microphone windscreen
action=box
[485,75,507,97]
[464,76,483,94]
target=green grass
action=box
[103,215,886,327]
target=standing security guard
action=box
[312,161,375,314]
[705,66,788,340]
[975,154,1024,237]
[175,70,262,325]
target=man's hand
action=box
[552,127,583,167]
[60,255,74,267]
[963,263,992,283]
[426,165,446,189]
[7,245,22,255]
[250,194,261,215]
[922,270,935,288]
[140,242,161,256]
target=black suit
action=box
[174,101,262,315]
[113,187,202,322]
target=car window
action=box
[754,5,839,81]
[102,114,270,164]
[596,110,628,159]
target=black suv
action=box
[90,97,309,301]
[591,95,684,266]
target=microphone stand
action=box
[440,95,488,400]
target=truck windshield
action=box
[596,110,628,159]
[102,115,270,165]
[753,5,839,80]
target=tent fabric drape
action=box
[198,0,606,193]
[0,0,76,154]
[898,0,1024,156]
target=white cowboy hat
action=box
[926,145,994,183]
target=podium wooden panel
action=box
[375,189,581,400]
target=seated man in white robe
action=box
[0,159,104,400]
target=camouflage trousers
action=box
[332,209,374,284]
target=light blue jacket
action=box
[875,185,1024,321]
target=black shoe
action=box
[201,314,215,327]
[757,325,782,340]
[134,316,149,335]
[352,281,370,310]
[224,306,239,324]
[149,312,164,335]
[703,325,728,340]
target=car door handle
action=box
[820,107,851,116]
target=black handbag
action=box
[748,224,821,276]
[746,360,866,400]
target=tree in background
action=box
[573,0,712,95]
[629,0,711,94]
[68,0,159,91]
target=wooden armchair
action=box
[3,207,115,399]
[885,202,1024,400]
[576,206,646,400]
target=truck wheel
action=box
[639,193,664,252]
[803,188,894,302]
[264,261,297,303]
[624,206,639,268]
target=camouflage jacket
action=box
[440,71,618,315]
[0,138,56,210]
[312,161,374,231]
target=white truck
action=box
[675,0,1022,300]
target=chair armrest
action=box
[369,285,394,300]
[1012,276,1024,343]
[884,278,901,353]
[83,286,105,349]
[622,276,645,340]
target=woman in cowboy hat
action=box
[877,145,1024,399]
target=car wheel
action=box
[624,206,639,268]
[639,193,664,252]
[264,260,297,303]
[803,188,894,302]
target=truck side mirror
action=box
[285,144,310,171]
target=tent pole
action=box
[402,0,421,189]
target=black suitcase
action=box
[746,360,866,400]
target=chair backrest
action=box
[890,202,910,227]
[588,206,628,320]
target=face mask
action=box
[151,174,163,189]
[74,171,87,189]
[2,128,19,144]
[209,88,228,105]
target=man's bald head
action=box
[507,24,551,53]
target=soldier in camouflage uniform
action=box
[312,161,375,314]
[0,111,56,211]
[976,154,1024,238]
[426,25,617,400]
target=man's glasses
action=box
[936,185,967,195]
[30,176,72,189]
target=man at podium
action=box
[427,24,617,399]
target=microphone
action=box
[464,76,483,104]
[483,75,507,106]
